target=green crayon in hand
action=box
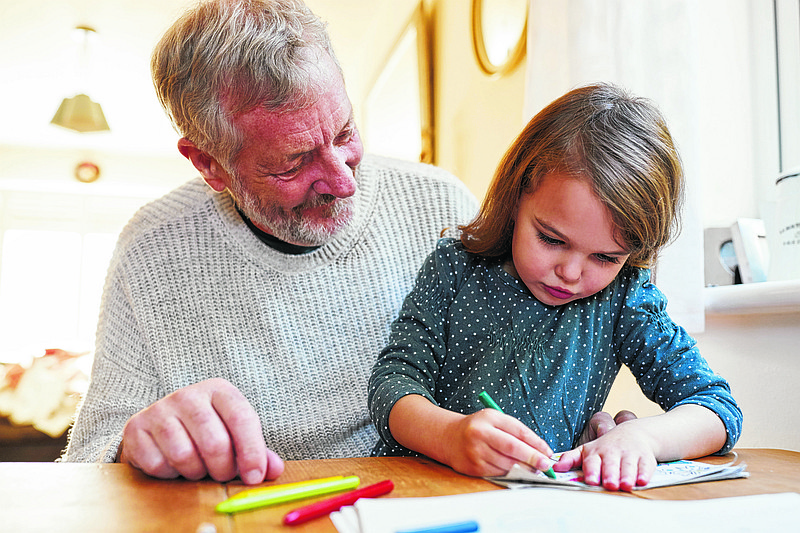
[478,391,557,479]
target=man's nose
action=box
[312,147,358,198]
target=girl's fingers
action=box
[479,411,554,473]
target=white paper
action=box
[332,489,800,533]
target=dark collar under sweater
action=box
[236,207,321,255]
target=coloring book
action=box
[488,455,748,490]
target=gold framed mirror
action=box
[471,0,528,77]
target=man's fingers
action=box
[614,410,638,425]
[588,412,616,439]
[120,379,275,485]
[148,400,217,480]
[263,448,286,480]
[139,383,234,482]
[579,410,639,445]
[121,419,182,479]
[178,401,237,482]
[211,386,271,485]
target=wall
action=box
[697,312,800,449]
[0,145,193,198]
[431,0,527,200]
[348,0,528,200]
[603,311,800,452]
[0,145,196,362]
[597,2,799,452]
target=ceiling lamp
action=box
[50,26,110,133]
[51,93,109,133]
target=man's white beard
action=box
[229,180,354,247]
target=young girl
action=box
[368,83,742,492]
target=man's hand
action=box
[118,378,284,484]
[576,410,638,446]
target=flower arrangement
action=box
[0,349,89,438]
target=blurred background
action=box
[0,0,798,458]
[0,0,535,367]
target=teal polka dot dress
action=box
[368,238,742,457]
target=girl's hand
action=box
[555,420,658,491]
[555,404,728,491]
[386,395,553,478]
[443,408,555,477]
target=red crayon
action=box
[283,479,395,526]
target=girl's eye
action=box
[595,253,621,265]
[537,232,562,246]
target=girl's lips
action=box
[544,285,574,300]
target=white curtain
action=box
[524,0,705,332]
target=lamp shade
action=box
[50,93,110,133]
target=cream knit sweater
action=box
[63,154,478,462]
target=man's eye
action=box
[335,128,354,145]
[269,159,307,180]
[275,167,301,180]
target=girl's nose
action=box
[555,255,582,283]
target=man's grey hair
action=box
[152,0,342,171]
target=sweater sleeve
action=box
[613,269,743,454]
[60,254,163,463]
[368,239,465,454]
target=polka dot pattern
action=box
[368,238,742,457]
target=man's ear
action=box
[177,137,230,192]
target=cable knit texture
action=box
[62,154,478,463]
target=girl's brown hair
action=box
[460,83,684,269]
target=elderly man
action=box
[62,0,477,484]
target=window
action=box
[0,190,147,365]
[775,0,800,173]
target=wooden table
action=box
[2,449,798,533]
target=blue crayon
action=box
[396,519,480,533]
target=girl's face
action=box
[507,172,631,306]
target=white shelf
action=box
[704,279,800,315]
